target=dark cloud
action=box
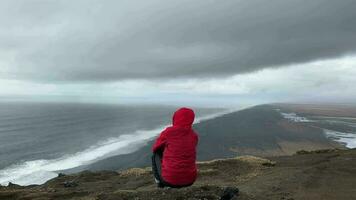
[1,0,356,82]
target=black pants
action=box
[151,151,193,188]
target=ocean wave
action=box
[0,110,231,186]
[278,111,356,149]
[280,112,312,122]
[0,128,161,186]
[324,129,356,149]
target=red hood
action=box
[172,107,195,127]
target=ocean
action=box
[0,102,225,186]
[280,111,356,149]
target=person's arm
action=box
[152,128,169,153]
[194,131,199,146]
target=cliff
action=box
[1,148,356,200]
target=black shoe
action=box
[157,182,165,188]
[220,186,239,200]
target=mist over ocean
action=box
[0,102,223,186]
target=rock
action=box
[262,161,276,167]
[7,182,22,189]
[63,181,78,188]
[296,149,341,155]
[119,167,151,177]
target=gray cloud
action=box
[1,0,356,82]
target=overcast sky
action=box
[1,0,356,107]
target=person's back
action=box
[152,107,198,187]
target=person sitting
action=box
[151,107,199,188]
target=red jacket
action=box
[152,107,199,186]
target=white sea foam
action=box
[324,129,356,149]
[279,112,356,149]
[0,129,160,186]
[280,112,311,122]
[0,110,231,186]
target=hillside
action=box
[76,104,341,172]
[1,149,356,200]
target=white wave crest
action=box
[280,112,311,122]
[324,129,356,149]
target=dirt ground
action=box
[1,149,356,200]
